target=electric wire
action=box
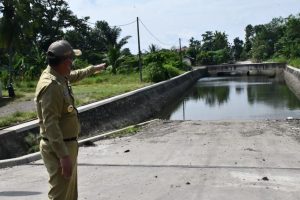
[86,19,136,28]
[139,19,174,47]
[87,18,178,48]
[116,19,137,27]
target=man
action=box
[35,40,106,200]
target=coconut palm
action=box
[93,21,131,74]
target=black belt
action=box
[42,137,77,142]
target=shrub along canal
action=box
[161,76,300,120]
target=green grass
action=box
[101,125,141,139]
[289,58,300,68]
[1,80,37,101]
[267,56,288,63]
[0,72,149,128]
[73,72,149,106]
[268,57,300,68]
[0,111,37,128]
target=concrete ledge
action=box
[0,119,158,169]
[207,62,286,76]
[284,65,300,100]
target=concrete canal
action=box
[161,76,300,120]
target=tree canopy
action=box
[0,0,300,87]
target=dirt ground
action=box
[0,99,35,117]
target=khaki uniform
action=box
[35,65,95,200]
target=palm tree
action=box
[148,44,160,53]
[94,21,131,74]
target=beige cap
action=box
[47,40,82,58]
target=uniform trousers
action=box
[40,140,78,200]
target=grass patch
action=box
[267,56,288,63]
[101,125,141,139]
[73,72,149,106]
[268,56,300,68]
[289,58,300,68]
[0,111,37,128]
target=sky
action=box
[68,0,300,54]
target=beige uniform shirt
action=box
[35,65,96,158]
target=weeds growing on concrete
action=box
[24,133,40,153]
[101,126,141,139]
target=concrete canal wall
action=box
[0,67,208,159]
[284,65,300,100]
[207,63,286,77]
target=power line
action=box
[86,19,136,28]
[139,18,174,47]
[116,19,136,27]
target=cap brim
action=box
[73,49,82,56]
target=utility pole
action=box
[137,17,142,82]
[179,38,183,69]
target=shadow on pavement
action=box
[0,97,13,108]
[0,191,42,196]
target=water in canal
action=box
[160,76,300,120]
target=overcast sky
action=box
[68,0,300,54]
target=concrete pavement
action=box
[1,120,300,199]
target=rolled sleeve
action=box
[40,83,69,158]
[68,66,96,83]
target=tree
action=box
[232,37,244,61]
[201,31,214,51]
[121,48,132,56]
[213,31,229,50]
[148,44,160,53]
[251,18,285,61]
[92,21,131,74]
[275,14,300,58]
[244,24,254,57]
[0,0,91,82]
[0,0,33,96]
[187,37,201,65]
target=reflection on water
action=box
[160,76,300,120]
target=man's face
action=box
[60,57,73,76]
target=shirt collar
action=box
[46,65,67,83]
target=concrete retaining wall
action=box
[284,65,300,100]
[0,68,208,159]
[207,63,286,76]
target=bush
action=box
[164,64,181,78]
[197,49,231,65]
[143,52,165,66]
[72,58,90,69]
[197,51,215,65]
[144,62,182,83]
[118,56,139,74]
[143,62,167,83]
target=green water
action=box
[161,76,300,120]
